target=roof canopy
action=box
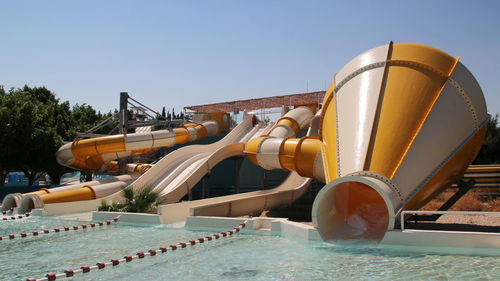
[184,91,325,113]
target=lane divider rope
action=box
[0,215,121,241]
[1,208,16,217]
[28,220,248,281]
[1,212,31,222]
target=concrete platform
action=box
[185,216,500,256]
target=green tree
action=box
[473,115,500,164]
[0,86,65,185]
[0,85,11,185]
[71,103,114,136]
[0,85,127,185]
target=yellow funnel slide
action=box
[312,42,488,242]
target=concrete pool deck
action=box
[184,216,500,256]
[29,209,500,256]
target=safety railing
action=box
[400,210,500,231]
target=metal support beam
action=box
[262,169,268,189]
[234,157,240,194]
[406,179,476,223]
[201,175,210,199]
[119,92,129,135]
[85,172,93,182]
[118,92,129,175]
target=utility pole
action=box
[118,92,129,174]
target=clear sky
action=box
[1,0,499,116]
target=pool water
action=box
[1,215,499,280]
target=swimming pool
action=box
[1,215,499,280]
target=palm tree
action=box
[122,186,162,213]
[98,186,163,213]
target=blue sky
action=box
[1,0,499,116]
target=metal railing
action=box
[400,210,500,231]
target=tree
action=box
[473,115,500,164]
[0,86,116,185]
[0,86,65,185]
[0,86,11,185]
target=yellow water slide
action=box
[244,108,324,181]
[313,42,488,242]
[3,113,230,212]
[56,112,230,172]
[244,42,488,243]
[17,175,137,213]
[1,175,136,211]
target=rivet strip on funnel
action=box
[334,62,386,93]
[347,171,404,203]
[334,87,341,177]
[333,60,450,94]
[447,78,478,130]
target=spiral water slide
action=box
[242,42,488,242]
[108,107,316,205]
[103,112,271,203]
[10,113,231,213]
[159,107,318,223]
[184,110,321,221]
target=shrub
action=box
[98,186,163,214]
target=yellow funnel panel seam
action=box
[366,43,456,178]
[388,57,460,179]
[319,82,338,182]
[318,80,335,141]
[364,41,393,172]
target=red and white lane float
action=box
[1,212,30,222]
[27,221,248,281]
[0,216,120,241]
